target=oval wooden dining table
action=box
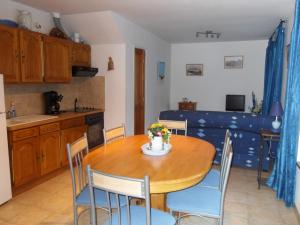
[83,134,216,211]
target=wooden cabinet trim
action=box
[60,117,85,130]
[12,127,39,142]
[40,122,60,135]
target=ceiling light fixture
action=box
[196,31,221,39]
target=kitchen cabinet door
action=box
[43,36,72,83]
[60,125,87,166]
[0,25,20,83]
[19,30,43,83]
[40,131,60,175]
[72,43,91,67]
[11,137,39,187]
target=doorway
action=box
[134,48,145,134]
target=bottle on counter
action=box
[10,102,16,118]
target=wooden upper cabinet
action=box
[19,30,43,83]
[0,25,20,83]
[43,36,72,83]
[72,43,91,67]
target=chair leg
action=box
[73,205,78,225]
[218,217,223,225]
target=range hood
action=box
[72,66,98,77]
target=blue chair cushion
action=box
[104,205,175,225]
[167,186,221,218]
[76,186,126,208]
[197,169,220,188]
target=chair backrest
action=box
[158,119,187,136]
[219,129,231,188]
[103,124,126,144]
[87,165,151,225]
[219,140,233,215]
[66,133,89,200]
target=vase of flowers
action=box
[148,122,171,151]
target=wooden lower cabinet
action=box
[9,118,87,191]
[11,137,39,187]
[60,125,87,166]
[40,131,60,175]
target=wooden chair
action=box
[158,119,187,136]
[166,141,233,225]
[103,124,126,144]
[67,133,126,225]
[86,165,176,225]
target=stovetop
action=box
[74,106,96,113]
[58,106,97,114]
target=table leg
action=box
[151,193,166,211]
[257,135,264,189]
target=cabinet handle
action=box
[15,50,19,59]
[36,153,41,162]
[21,51,25,62]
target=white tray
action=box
[141,143,172,156]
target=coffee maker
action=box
[44,91,63,114]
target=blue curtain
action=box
[267,0,300,207]
[262,22,285,115]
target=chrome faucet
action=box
[74,98,78,112]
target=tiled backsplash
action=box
[4,77,105,116]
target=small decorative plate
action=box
[141,143,172,156]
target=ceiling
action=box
[12,0,295,43]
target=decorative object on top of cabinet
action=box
[17,10,32,30]
[44,36,72,83]
[178,101,197,111]
[108,56,114,71]
[49,27,69,40]
[157,61,165,80]
[224,56,243,69]
[186,64,203,76]
[73,32,80,43]
[51,12,70,39]
[72,43,91,67]
[0,19,18,28]
[19,29,43,83]
[0,25,20,83]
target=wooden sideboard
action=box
[178,102,197,111]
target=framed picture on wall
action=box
[224,56,243,69]
[186,64,203,76]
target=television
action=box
[226,95,245,112]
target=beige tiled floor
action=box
[0,167,299,225]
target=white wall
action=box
[113,13,171,135]
[170,40,267,112]
[0,0,53,34]
[63,11,171,135]
[91,44,126,130]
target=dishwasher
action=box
[85,112,104,149]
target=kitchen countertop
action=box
[6,109,104,131]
